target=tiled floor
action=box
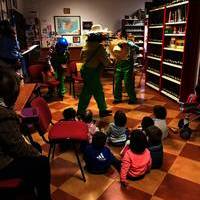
[33,75,200,200]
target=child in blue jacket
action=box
[83,131,121,174]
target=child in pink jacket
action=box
[120,130,152,186]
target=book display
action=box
[146,0,200,102]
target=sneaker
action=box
[113,100,122,104]
[99,110,112,117]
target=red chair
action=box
[28,64,44,83]
[42,71,60,97]
[0,179,24,198]
[66,62,84,98]
[0,179,22,189]
[31,97,88,182]
[30,97,52,143]
[49,121,88,182]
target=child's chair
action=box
[177,94,200,139]
[28,64,44,83]
[42,71,60,97]
[66,61,84,98]
[30,97,88,182]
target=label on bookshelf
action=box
[165,21,186,25]
[162,75,181,85]
[165,33,185,36]
[166,1,189,9]
[149,25,163,29]
[146,82,160,91]
[148,41,162,45]
[161,90,179,102]
[149,6,165,13]
[163,61,182,69]
[164,47,184,52]
[147,69,160,77]
[147,56,161,61]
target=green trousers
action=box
[55,70,66,96]
[114,60,136,101]
[78,68,107,113]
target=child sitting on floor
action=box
[83,131,121,174]
[63,107,77,121]
[60,108,77,150]
[82,109,99,143]
[153,105,168,139]
[141,116,155,134]
[107,110,128,146]
[120,130,151,187]
[146,126,163,169]
[120,116,154,155]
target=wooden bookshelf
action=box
[145,0,200,102]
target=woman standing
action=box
[0,20,24,75]
[77,33,112,117]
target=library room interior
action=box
[0,0,200,199]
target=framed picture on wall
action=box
[73,36,80,43]
[82,21,93,30]
[54,16,81,36]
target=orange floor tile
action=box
[34,75,200,200]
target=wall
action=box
[23,0,150,31]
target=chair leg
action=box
[72,142,86,182]
[48,143,53,160]
[113,75,115,95]
[72,81,76,98]
[69,81,72,95]
[52,144,56,160]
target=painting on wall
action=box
[82,21,93,30]
[54,16,81,36]
[73,36,80,43]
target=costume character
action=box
[111,38,139,104]
[77,33,112,117]
[50,37,69,98]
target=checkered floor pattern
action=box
[33,76,200,200]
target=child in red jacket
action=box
[120,130,152,187]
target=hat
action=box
[87,24,111,34]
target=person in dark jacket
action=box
[0,20,25,76]
[0,68,51,200]
[146,125,163,169]
[83,131,121,174]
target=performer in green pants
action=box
[112,37,139,104]
[77,33,112,117]
[50,37,69,98]
[114,59,136,103]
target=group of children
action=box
[61,105,167,186]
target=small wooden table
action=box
[14,83,36,113]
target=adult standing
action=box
[111,32,139,104]
[0,68,51,200]
[0,20,25,76]
[77,33,112,117]
[50,37,69,98]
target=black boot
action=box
[99,110,112,117]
